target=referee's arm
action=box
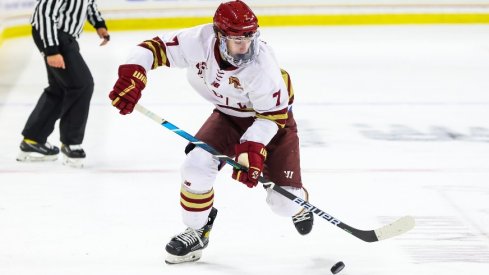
[87,0,110,46]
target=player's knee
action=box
[181,147,219,192]
[266,186,304,217]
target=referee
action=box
[17,0,110,168]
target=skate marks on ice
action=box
[296,119,328,147]
[355,124,489,143]
[381,184,489,264]
[295,119,489,145]
[388,216,489,264]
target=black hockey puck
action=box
[330,261,345,274]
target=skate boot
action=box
[292,209,314,235]
[16,139,59,162]
[165,207,218,264]
[61,144,86,168]
[292,188,314,235]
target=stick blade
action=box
[374,215,415,241]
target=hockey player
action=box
[109,0,313,264]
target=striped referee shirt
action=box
[31,0,106,55]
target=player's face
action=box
[217,31,260,67]
[226,36,253,55]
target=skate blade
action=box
[62,155,84,168]
[165,250,202,264]
[16,151,58,162]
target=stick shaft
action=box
[134,104,414,242]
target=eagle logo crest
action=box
[229,76,243,90]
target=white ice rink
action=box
[1,25,489,275]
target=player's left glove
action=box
[232,141,267,188]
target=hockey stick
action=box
[134,104,415,242]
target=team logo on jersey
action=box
[229,76,243,90]
[195,62,207,78]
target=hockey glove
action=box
[232,141,267,188]
[109,64,147,115]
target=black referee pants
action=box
[22,28,94,145]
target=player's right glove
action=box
[109,64,147,115]
[232,141,267,188]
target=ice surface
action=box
[1,25,489,275]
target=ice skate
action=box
[165,207,218,264]
[292,209,314,235]
[16,139,59,162]
[292,188,314,235]
[61,144,86,168]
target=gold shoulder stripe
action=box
[141,41,159,69]
[139,38,169,69]
[281,69,294,104]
